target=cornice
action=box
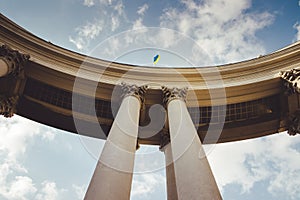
[1,14,297,143]
[0,13,299,105]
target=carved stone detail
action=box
[0,95,19,117]
[162,86,188,106]
[0,45,30,77]
[280,68,300,95]
[287,109,300,136]
[159,128,170,150]
[121,82,148,105]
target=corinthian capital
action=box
[0,45,30,77]
[287,109,300,136]
[121,82,148,105]
[0,95,19,118]
[159,128,170,151]
[280,68,300,95]
[162,86,188,106]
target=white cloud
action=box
[72,184,86,200]
[69,19,104,50]
[77,20,104,39]
[0,176,37,200]
[70,0,126,51]
[137,4,149,16]
[83,0,95,7]
[132,4,149,31]
[114,1,124,15]
[293,22,300,41]
[35,181,59,200]
[0,116,41,158]
[0,160,38,200]
[131,173,165,198]
[42,130,56,141]
[111,15,120,32]
[102,37,121,58]
[69,37,85,50]
[160,0,274,65]
[132,18,146,30]
[0,116,65,200]
[208,133,300,199]
[0,116,39,200]
[81,0,273,67]
[99,0,113,6]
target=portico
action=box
[1,13,300,200]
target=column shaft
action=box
[167,99,222,200]
[163,143,179,200]
[84,95,141,200]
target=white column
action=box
[0,59,9,77]
[163,87,222,200]
[84,84,147,200]
[163,144,179,200]
[160,130,178,200]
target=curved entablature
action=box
[1,13,300,144]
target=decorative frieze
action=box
[287,109,300,136]
[0,45,30,77]
[159,128,170,150]
[280,68,300,95]
[162,86,188,106]
[121,82,148,105]
[0,95,19,118]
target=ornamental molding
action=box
[162,86,188,106]
[121,82,148,105]
[0,95,19,118]
[159,128,170,151]
[0,45,30,78]
[280,68,300,95]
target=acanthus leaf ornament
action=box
[161,86,188,106]
[287,109,300,136]
[121,82,148,105]
[0,95,19,118]
[280,68,300,95]
[0,45,30,78]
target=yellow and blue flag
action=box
[153,54,160,64]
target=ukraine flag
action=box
[153,54,160,64]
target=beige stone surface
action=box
[84,96,140,200]
[167,99,222,200]
[163,143,179,200]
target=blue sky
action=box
[1,0,300,199]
